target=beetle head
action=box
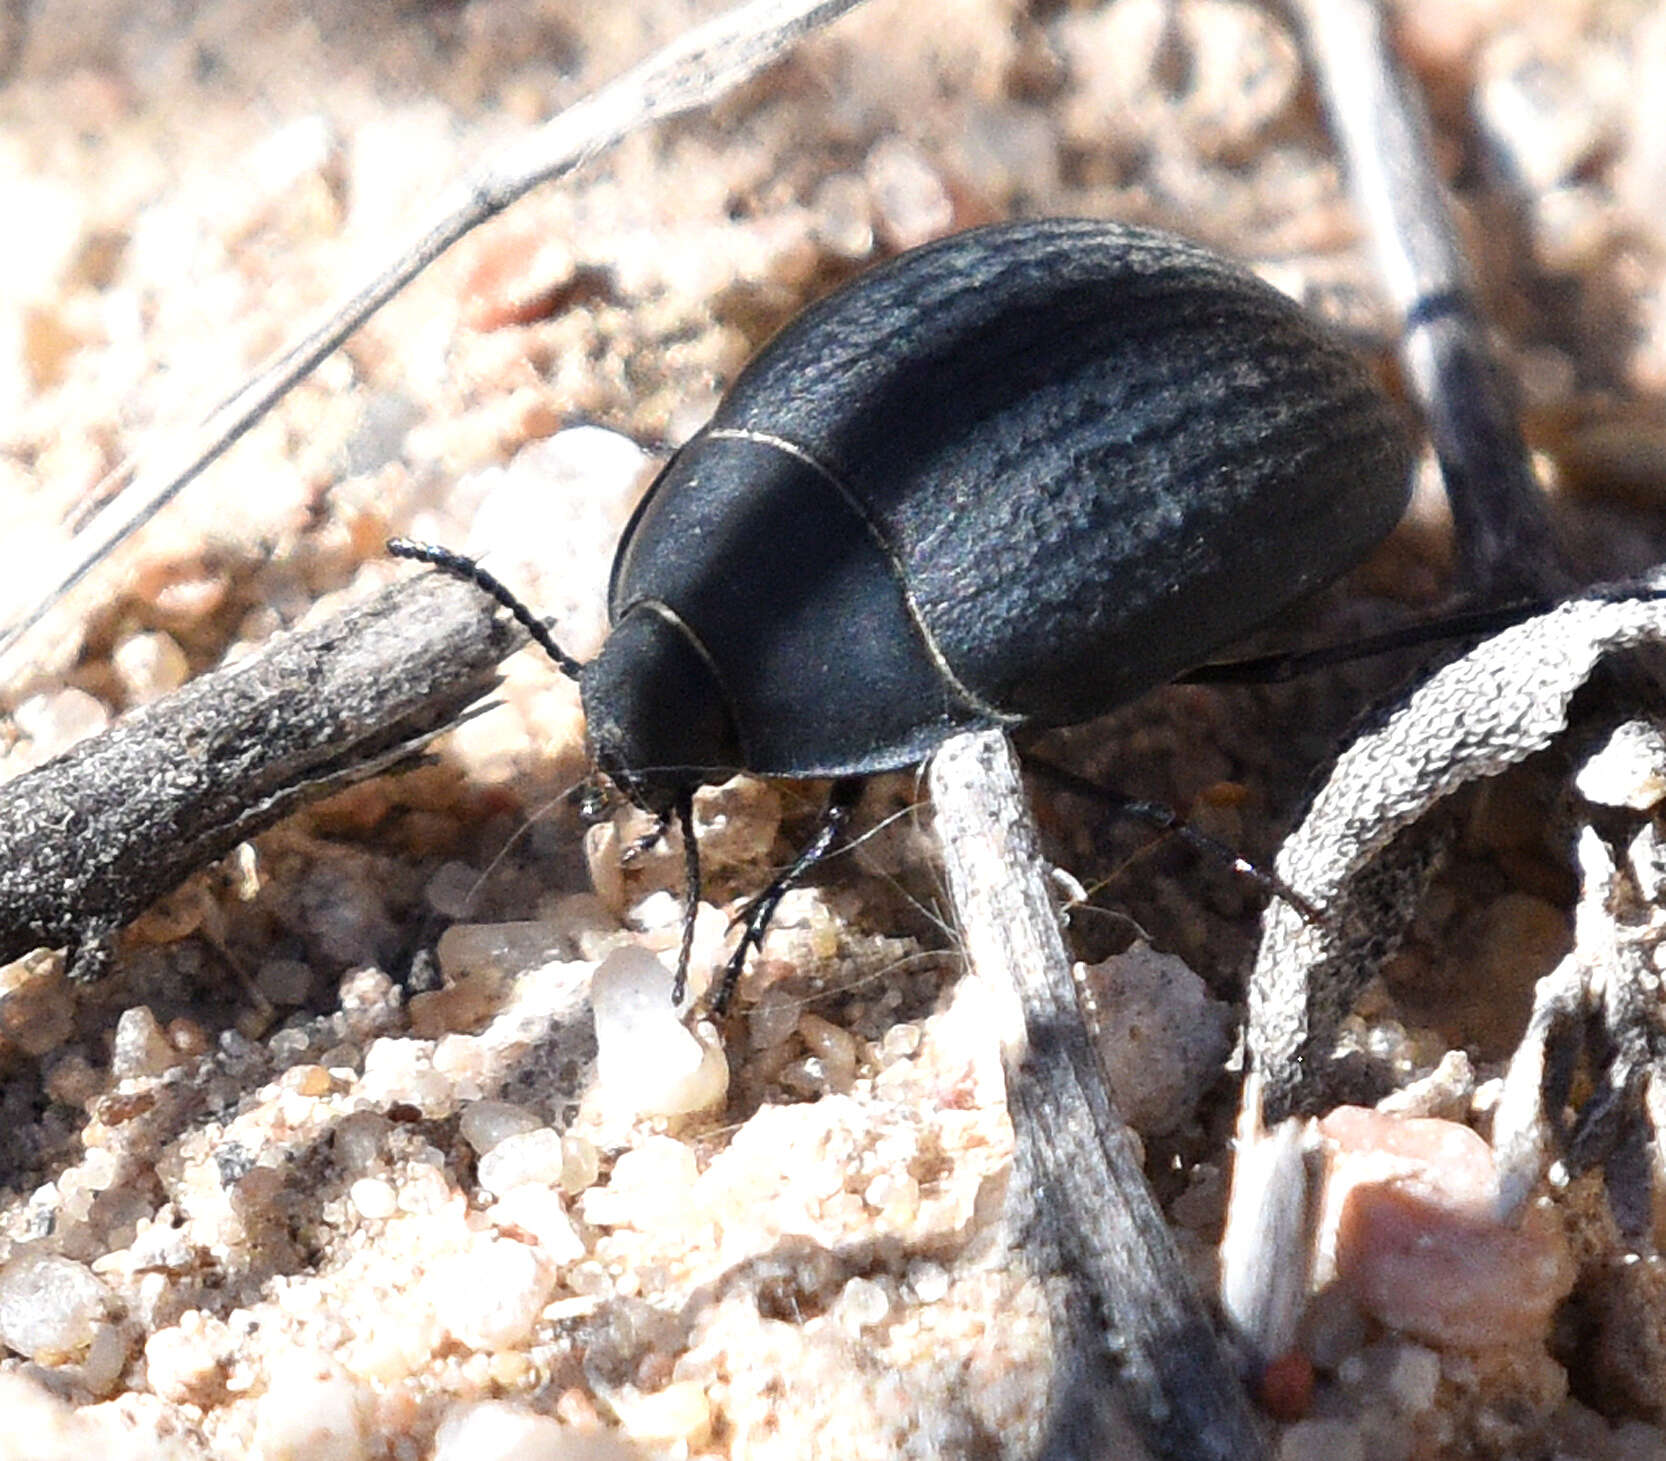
[579,601,742,815]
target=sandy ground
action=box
[1,1,1665,1457]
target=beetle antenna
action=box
[387,538,586,683]
[672,788,700,1007]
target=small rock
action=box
[590,946,728,1120]
[559,1134,600,1195]
[836,1276,890,1332]
[1316,1107,1575,1350]
[864,138,954,250]
[691,776,783,871]
[809,173,874,260]
[432,1401,650,1461]
[111,631,190,706]
[489,1186,586,1264]
[349,1178,398,1221]
[476,1127,568,1196]
[0,1253,111,1361]
[430,1239,555,1350]
[434,922,565,982]
[1575,720,1666,811]
[464,428,648,663]
[14,689,108,761]
[256,959,316,1008]
[459,1100,546,1157]
[614,1381,713,1449]
[1081,943,1232,1135]
[582,1136,699,1230]
[77,1320,128,1397]
[359,1038,456,1118]
[251,1353,372,1461]
[424,861,486,920]
[144,1318,228,1405]
[332,1111,391,1175]
[110,1006,178,1080]
[1383,1342,1443,1414]
[1277,1418,1365,1461]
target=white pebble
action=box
[460,1101,546,1157]
[560,1134,600,1194]
[614,1381,713,1447]
[1278,1419,1366,1461]
[810,172,875,259]
[626,890,682,934]
[1575,720,1666,810]
[111,1005,177,1080]
[360,1038,456,1117]
[14,688,108,759]
[908,1261,950,1304]
[465,429,649,659]
[582,1136,699,1230]
[111,630,190,705]
[590,946,728,1119]
[477,1127,568,1196]
[78,1320,129,1397]
[1384,1342,1442,1413]
[864,137,953,249]
[618,1135,699,1191]
[431,1239,554,1350]
[252,1354,371,1461]
[838,1276,891,1331]
[489,1186,586,1264]
[435,921,565,981]
[349,1178,399,1221]
[0,1252,110,1360]
[145,1319,226,1404]
[432,1401,646,1461]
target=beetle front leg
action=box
[708,777,863,1015]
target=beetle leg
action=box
[708,777,863,1015]
[1025,756,1324,924]
[670,788,699,1007]
[621,810,673,865]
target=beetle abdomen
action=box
[609,218,1413,776]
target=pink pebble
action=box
[1316,1107,1575,1350]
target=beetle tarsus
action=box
[622,810,673,865]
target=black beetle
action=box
[395,216,1414,1004]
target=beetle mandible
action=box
[395,215,1414,1006]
